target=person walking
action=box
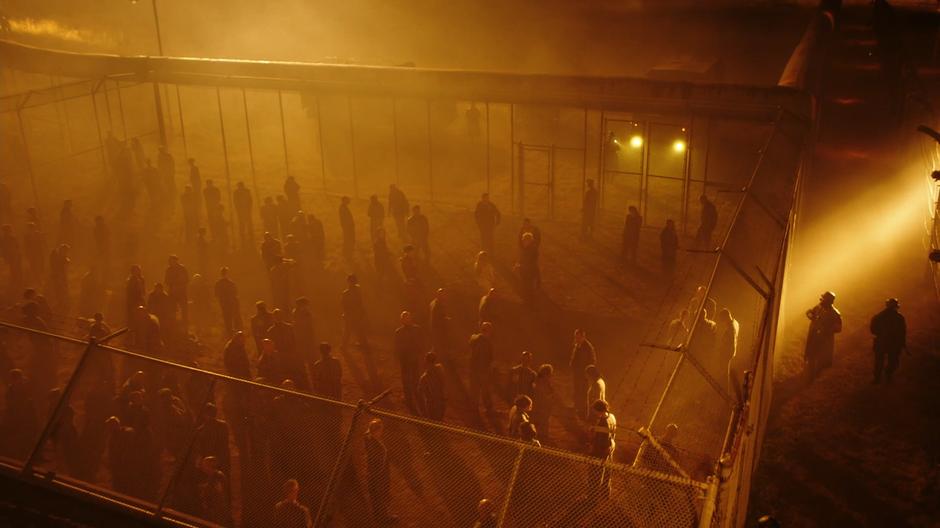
[870,298,906,384]
[474,193,501,253]
[804,291,842,380]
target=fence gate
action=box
[518,143,554,219]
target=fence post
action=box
[242,88,260,204]
[427,100,433,203]
[347,95,359,198]
[15,108,41,219]
[216,87,236,251]
[278,90,289,175]
[176,85,188,158]
[152,82,168,146]
[155,377,218,518]
[496,446,525,527]
[698,474,720,528]
[316,95,328,191]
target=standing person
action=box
[250,301,274,355]
[474,193,501,253]
[214,267,242,337]
[260,197,279,238]
[180,186,199,245]
[474,251,495,294]
[340,274,369,351]
[584,365,606,420]
[468,322,495,412]
[695,195,718,249]
[367,195,385,239]
[428,288,451,362]
[586,399,617,501]
[157,146,176,211]
[517,232,539,301]
[407,205,430,262]
[509,351,537,400]
[311,342,342,400]
[266,309,308,390]
[803,291,842,380]
[283,176,301,211]
[478,288,502,329]
[581,179,598,240]
[660,219,679,275]
[233,182,254,246]
[274,479,312,528]
[125,265,146,326]
[507,394,532,437]
[621,205,642,267]
[164,255,190,329]
[568,328,597,415]
[203,180,222,219]
[531,364,555,442]
[416,352,446,421]
[188,158,203,221]
[223,331,252,381]
[394,311,424,413]
[364,418,397,524]
[870,298,906,384]
[57,200,75,248]
[400,245,420,284]
[339,196,355,263]
[387,184,409,242]
[292,298,316,371]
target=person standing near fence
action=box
[417,351,446,421]
[804,291,842,381]
[339,196,356,264]
[407,205,430,262]
[311,342,342,400]
[341,274,370,352]
[233,181,254,246]
[621,206,642,267]
[569,329,595,413]
[586,399,616,501]
[165,255,190,330]
[474,193,501,253]
[388,184,410,243]
[581,179,598,240]
[469,322,496,412]
[394,311,423,413]
[695,195,718,249]
[214,267,242,336]
[429,288,452,363]
[660,219,679,275]
[274,479,312,528]
[870,298,906,384]
[365,418,398,525]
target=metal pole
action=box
[150,0,164,56]
[697,475,720,528]
[152,82,168,146]
[155,378,218,518]
[241,88,260,202]
[347,96,359,198]
[90,83,109,178]
[216,87,236,250]
[485,102,491,194]
[315,95,328,190]
[597,111,605,211]
[496,447,526,527]
[392,98,400,184]
[426,100,433,202]
[682,119,693,233]
[16,109,41,218]
[116,80,128,140]
[278,90,289,175]
[102,81,115,131]
[175,85,188,158]
[509,103,515,213]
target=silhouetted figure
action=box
[157,146,176,210]
[660,219,679,274]
[365,418,397,524]
[341,274,369,351]
[388,184,409,242]
[233,181,254,246]
[469,322,495,411]
[267,309,308,390]
[339,196,356,263]
[478,288,502,328]
[621,205,642,267]
[48,243,71,313]
[581,179,598,239]
[695,195,718,249]
[214,267,242,336]
[510,351,537,400]
[474,193,501,253]
[284,176,301,212]
[394,311,423,413]
[472,499,498,528]
[223,331,252,381]
[261,197,279,237]
[203,179,222,216]
[428,288,451,362]
[474,251,495,294]
[165,255,190,329]
[1,369,38,459]
[400,245,419,284]
[804,291,842,380]
[368,195,385,239]
[407,205,430,261]
[532,364,555,442]
[257,338,284,385]
[181,185,199,244]
[508,394,532,437]
[517,232,539,301]
[147,283,175,342]
[125,265,146,326]
[870,298,906,384]
[131,305,165,361]
[417,351,446,421]
[261,232,283,270]
[292,297,316,371]
[194,403,231,478]
[587,399,616,501]
[569,329,595,411]
[311,342,342,400]
[250,301,274,355]
[585,365,606,420]
[274,479,312,528]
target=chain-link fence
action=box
[0,321,710,527]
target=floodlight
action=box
[629,135,643,148]
[673,140,686,153]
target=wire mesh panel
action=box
[330,410,519,528]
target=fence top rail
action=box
[0,38,812,120]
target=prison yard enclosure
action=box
[0,4,824,526]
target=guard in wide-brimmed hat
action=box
[870,298,906,384]
[804,290,842,381]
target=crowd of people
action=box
[0,135,729,526]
